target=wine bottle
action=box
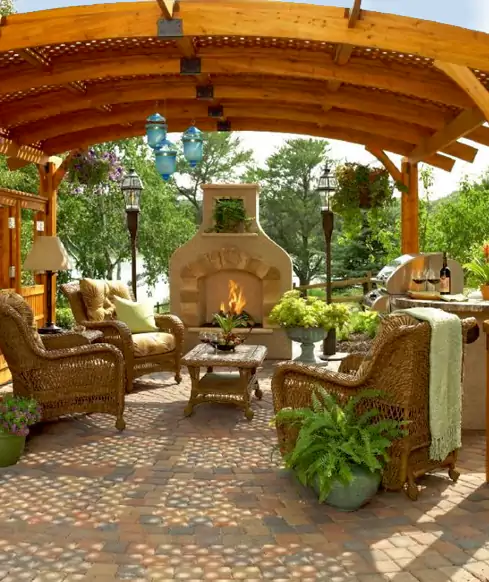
[439,252,451,295]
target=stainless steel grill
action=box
[364,252,464,312]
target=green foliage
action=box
[210,198,253,233]
[273,388,405,502]
[0,0,15,16]
[336,308,380,341]
[463,245,489,286]
[175,132,253,223]
[424,173,489,264]
[333,163,394,226]
[0,395,41,437]
[248,138,331,285]
[269,290,349,331]
[213,312,246,334]
[56,307,75,330]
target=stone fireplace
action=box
[170,183,293,359]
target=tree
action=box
[250,138,330,286]
[424,172,489,264]
[0,0,15,16]
[58,138,195,284]
[173,132,253,223]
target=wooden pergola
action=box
[1,0,489,255]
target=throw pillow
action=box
[80,279,109,322]
[112,295,158,333]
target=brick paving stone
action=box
[0,369,487,581]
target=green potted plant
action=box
[211,312,248,351]
[268,290,349,362]
[273,388,406,511]
[464,242,489,300]
[211,198,254,233]
[0,395,42,467]
[333,163,394,223]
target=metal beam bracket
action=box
[157,18,183,38]
[180,57,201,75]
[8,217,15,229]
[208,105,224,118]
[8,266,15,279]
[196,85,214,100]
[217,119,231,132]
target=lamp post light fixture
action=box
[317,164,337,358]
[145,114,203,181]
[121,168,143,300]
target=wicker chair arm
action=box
[81,319,134,356]
[155,314,185,346]
[272,360,362,389]
[41,332,91,351]
[462,317,479,344]
[32,343,125,399]
[338,353,366,374]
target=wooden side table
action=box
[182,344,267,420]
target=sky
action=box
[13,0,489,199]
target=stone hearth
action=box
[170,183,293,359]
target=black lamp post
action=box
[121,168,143,300]
[317,164,337,359]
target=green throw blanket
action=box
[396,307,462,461]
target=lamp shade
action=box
[182,125,203,167]
[23,236,71,272]
[145,113,168,150]
[155,139,177,181]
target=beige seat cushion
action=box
[132,332,175,358]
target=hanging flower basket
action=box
[333,163,394,217]
[67,149,124,191]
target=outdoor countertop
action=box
[391,296,489,314]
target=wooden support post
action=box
[400,159,419,255]
[38,162,58,323]
[0,207,9,289]
[8,203,21,292]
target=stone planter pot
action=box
[314,465,381,512]
[0,432,26,467]
[480,284,489,301]
[286,327,326,363]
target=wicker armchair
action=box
[271,313,479,500]
[0,292,125,430]
[61,281,184,392]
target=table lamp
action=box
[23,236,71,334]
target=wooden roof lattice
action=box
[1,0,489,171]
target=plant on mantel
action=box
[332,163,396,225]
[206,198,254,233]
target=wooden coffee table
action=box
[182,343,267,420]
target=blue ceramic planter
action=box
[314,465,382,511]
[286,327,326,363]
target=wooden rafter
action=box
[38,117,455,172]
[0,53,473,109]
[2,3,489,71]
[0,138,50,165]
[330,0,362,92]
[18,48,51,70]
[365,146,402,184]
[156,0,174,19]
[435,61,489,120]
[0,79,455,131]
[408,107,485,163]
[10,99,478,164]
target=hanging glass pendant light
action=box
[145,113,168,150]
[155,138,178,181]
[182,124,203,168]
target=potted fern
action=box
[273,388,405,511]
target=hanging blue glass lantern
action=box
[154,139,177,181]
[182,125,203,168]
[145,113,167,150]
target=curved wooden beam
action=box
[1,2,489,71]
[40,117,455,171]
[0,53,472,109]
[0,77,454,130]
[11,99,477,163]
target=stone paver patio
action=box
[1,365,489,582]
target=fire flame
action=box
[220,280,246,315]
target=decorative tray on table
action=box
[407,290,441,300]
